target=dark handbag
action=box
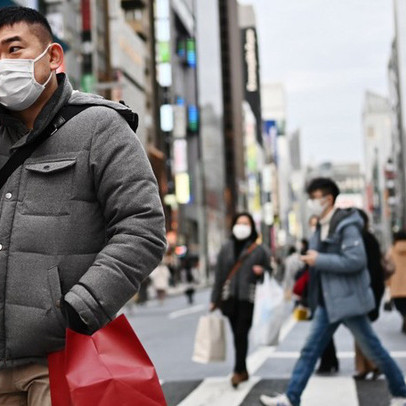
[219,297,237,317]
[218,242,258,317]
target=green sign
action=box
[158,41,171,63]
[81,74,96,93]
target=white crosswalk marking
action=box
[302,377,359,406]
[265,350,406,359]
[247,313,297,373]
[176,376,261,406]
[174,376,360,406]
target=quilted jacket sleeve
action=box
[314,224,366,275]
[64,107,166,333]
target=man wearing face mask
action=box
[260,178,406,406]
[210,212,271,388]
[0,7,166,405]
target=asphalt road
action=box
[123,288,406,406]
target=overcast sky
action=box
[239,0,394,166]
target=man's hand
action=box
[301,250,319,267]
[252,265,264,276]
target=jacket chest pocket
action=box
[21,159,76,216]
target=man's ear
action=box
[49,43,64,71]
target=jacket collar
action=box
[328,208,362,238]
[319,207,336,227]
[0,73,73,151]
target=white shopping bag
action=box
[192,313,226,363]
[252,273,285,346]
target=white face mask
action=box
[0,44,53,111]
[307,198,327,217]
[232,224,252,240]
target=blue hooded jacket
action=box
[308,208,375,323]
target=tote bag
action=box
[48,314,167,406]
[192,313,226,363]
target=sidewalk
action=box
[166,282,210,297]
[130,282,211,306]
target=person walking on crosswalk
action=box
[210,212,272,388]
[260,177,406,406]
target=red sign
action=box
[81,0,91,32]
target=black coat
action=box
[363,231,385,321]
[211,240,272,304]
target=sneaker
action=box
[260,393,292,406]
[391,398,406,406]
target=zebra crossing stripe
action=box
[302,376,359,406]
[173,376,360,405]
[176,376,261,406]
[266,351,406,359]
[247,314,297,374]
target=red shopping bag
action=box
[293,268,310,297]
[48,314,167,406]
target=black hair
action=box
[306,177,340,203]
[231,212,258,241]
[0,6,53,44]
[287,246,296,255]
[393,231,406,243]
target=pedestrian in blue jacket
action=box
[260,178,406,406]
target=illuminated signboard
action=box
[188,104,198,132]
[160,104,174,132]
[177,38,186,59]
[173,139,188,173]
[158,41,171,63]
[158,63,172,87]
[175,173,191,204]
[186,38,196,68]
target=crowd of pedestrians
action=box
[259,177,406,406]
[198,176,406,406]
[197,177,406,406]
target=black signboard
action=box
[241,26,262,145]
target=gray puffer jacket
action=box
[309,209,375,323]
[211,239,272,305]
[0,74,166,369]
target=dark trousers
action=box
[394,298,406,316]
[227,300,254,373]
[318,337,339,370]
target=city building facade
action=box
[389,0,406,230]
[362,91,393,248]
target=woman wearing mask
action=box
[210,213,272,388]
